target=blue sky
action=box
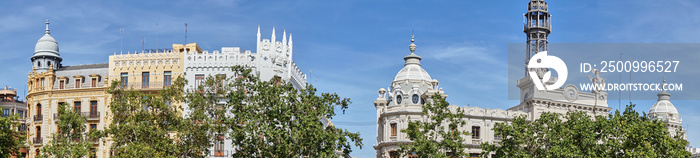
[2,0,700,157]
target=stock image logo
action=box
[527,51,568,91]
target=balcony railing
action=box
[34,115,43,122]
[84,112,100,120]
[472,139,481,144]
[54,112,100,121]
[212,150,229,157]
[120,81,171,90]
[33,137,43,145]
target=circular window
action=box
[396,95,402,104]
[412,94,419,104]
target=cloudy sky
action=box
[2,0,700,157]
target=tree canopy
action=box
[186,66,362,157]
[399,93,468,158]
[41,103,94,158]
[481,103,690,157]
[0,107,26,157]
[102,66,362,157]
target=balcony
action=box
[120,81,171,90]
[471,139,481,144]
[84,112,100,121]
[33,115,43,123]
[33,137,43,146]
[212,150,229,157]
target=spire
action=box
[257,25,261,42]
[282,29,287,46]
[45,19,50,34]
[271,27,276,42]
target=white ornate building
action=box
[373,0,617,157]
[374,0,691,157]
[182,26,307,157]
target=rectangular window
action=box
[163,71,172,86]
[2,109,8,116]
[74,101,81,113]
[472,126,480,139]
[90,101,98,117]
[17,110,24,118]
[75,79,81,88]
[59,80,65,89]
[90,124,97,132]
[41,78,45,87]
[91,78,97,87]
[495,133,503,140]
[194,74,205,91]
[214,135,224,156]
[142,72,150,88]
[121,73,128,87]
[390,123,397,137]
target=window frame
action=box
[390,123,398,137]
[163,71,172,86]
[472,126,481,139]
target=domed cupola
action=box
[648,79,682,125]
[392,35,432,83]
[387,34,437,106]
[31,20,62,72]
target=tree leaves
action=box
[0,107,26,157]
[399,93,468,158]
[481,103,691,157]
[41,103,94,158]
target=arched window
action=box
[38,61,41,67]
[47,61,51,67]
[36,104,42,115]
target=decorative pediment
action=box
[73,75,85,80]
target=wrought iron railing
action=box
[33,137,43,145]
[34,115,43,122]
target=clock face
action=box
[563,85,578,101]
[412,94,419,104]
[396,95,402,104]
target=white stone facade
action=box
[183,26,307,157]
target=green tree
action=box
[104,77,209,157]
[481,103,690,157]
[41,103,94,158]
[398,93,468,158]
[185,66,362,157]
[0,107,26,157]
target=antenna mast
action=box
[185,23,188,44]
[120,28,124,53]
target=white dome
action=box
[33,20,60,58]
[649,100,678,114]
[34,34,60,57]
[393,36,431,82]
[394,64,431,82]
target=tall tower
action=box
[524,0,551,77]
[31,20,62,72]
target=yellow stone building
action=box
[26,21,188,158]
[26,21,111,157]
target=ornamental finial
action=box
[45,19,50,34]
[409,25,416,53]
